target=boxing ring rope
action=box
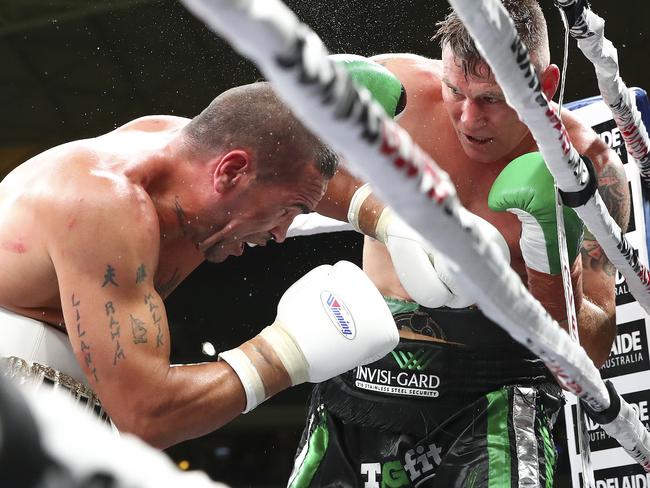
[446,0,650,471]
[554,0,650,183]
[177,0,650,470]
[446,0,650,317]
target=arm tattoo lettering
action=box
[144,292,164,348]
[105,301,125,366]
[135,264,147,284]
[102,264,119,287]
[130,314,148,344]
[71,294,99,382]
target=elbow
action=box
[106,399,174,449]
[587,317,617,370]
[590,345,612,370]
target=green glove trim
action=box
[488,152,583,274]
[330,54,405,118]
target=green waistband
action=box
[383,296,419,315]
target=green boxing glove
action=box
[488,152,584,275]
[330,54,406,118]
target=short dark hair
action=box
[182,82,337,180]
[433,0,549,78]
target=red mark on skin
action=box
[2,240,28,254]
[67,218,77,230]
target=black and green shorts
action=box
[288,301,563,488]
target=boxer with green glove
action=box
[488,151,584,321]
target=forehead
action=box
[283,162,326,195]
[441,46,497,86]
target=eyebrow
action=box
[442,78,503,99]
[441,77,454,88]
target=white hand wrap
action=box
[259,324,309,385]
[218,348,266,413]
[347,183,373,234]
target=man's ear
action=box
[540,64,560,101]
[213,150,252,194]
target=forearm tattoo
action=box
[72,294,99,382]
[597,163,629,230]
[580,162,630,278]
[581,239,617,277]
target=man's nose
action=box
[460,99,486,128]
[270,219,291,244]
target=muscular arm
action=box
[564,111,630,366]
[50,186,288,448]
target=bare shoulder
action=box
[45,153,160,258]
[112,115,190,133]
[371,54,441,81]
[370,53,443,101]
[560,107,619,173]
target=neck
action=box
[141,141,196,242]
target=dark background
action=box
[1,1,648,486]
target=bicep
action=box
[56,257,171,394]
[564,109,630,230]
[48,201,170,415]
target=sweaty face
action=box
[441,47,531,164]
[198,163,327,263]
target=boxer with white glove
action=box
[219,261,398,412]
[348,184,510,308]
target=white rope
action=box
[555,182,596,486]
[178,0,604,406]
[447,0,650,470]
[177,0,650,471]
[556,9,595,485]
[445,0,650,313]
[554,0,650,183]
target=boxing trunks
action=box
[0,306,110,423]
[289,299,563,487]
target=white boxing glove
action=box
[219,261,398,412]
[348,184,510,308]
[381,208,510,308]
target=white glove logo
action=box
[320,291,356,340]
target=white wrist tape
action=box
[347,183,373,233]
[374,207,394,244]
[259,324,308,386]
[218,348,266,413]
